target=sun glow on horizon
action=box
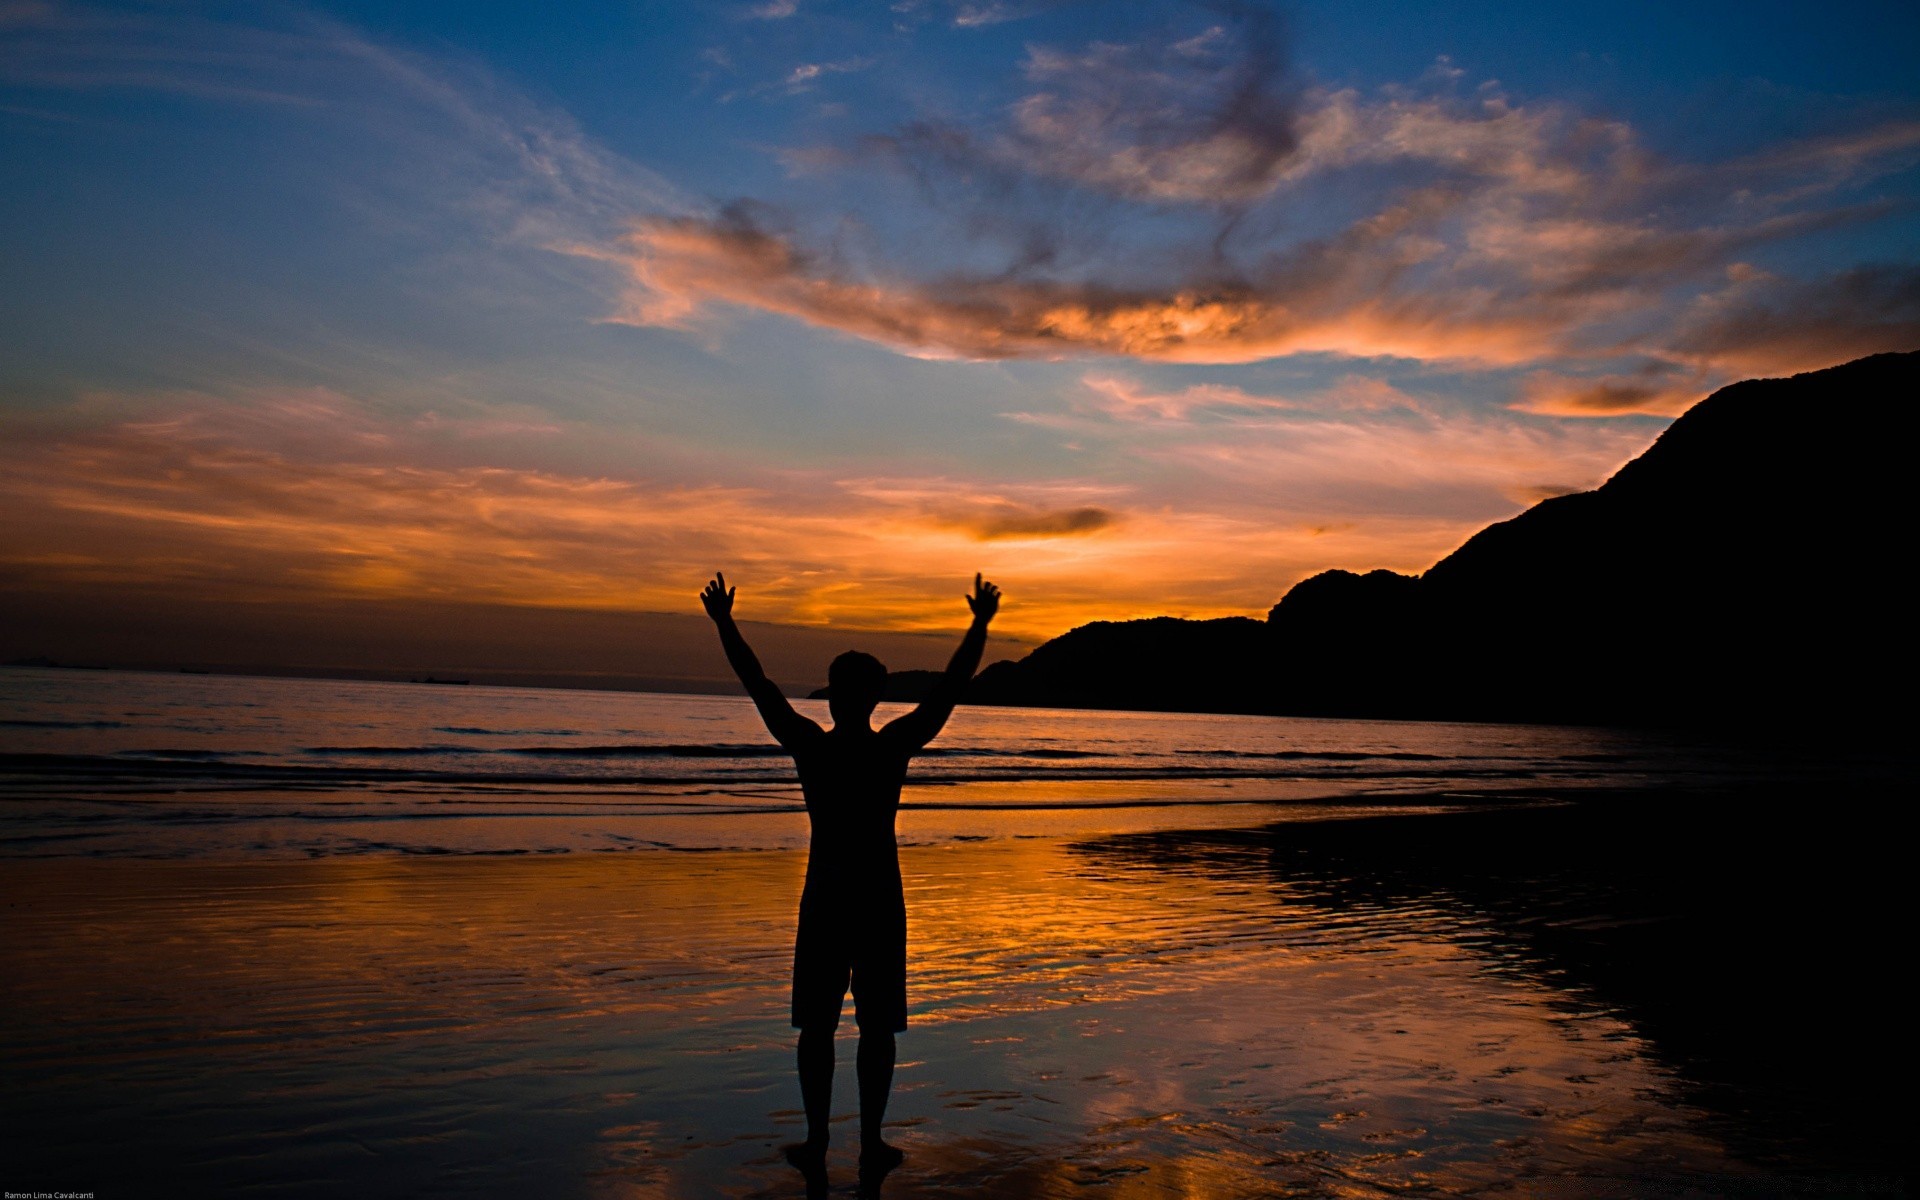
[1,1,1915,671]
[0,384,1669,644]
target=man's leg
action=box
[856,1030,902,1165]
[850,919,908,1168]
[789,908,846,1167]
[795,1025,834,1153]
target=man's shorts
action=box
[791,906,907,1033]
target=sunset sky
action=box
[3,1,1917,686]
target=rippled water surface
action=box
[0,667,1829,857]
[2,836,1873,1199]
[0,668,1900,1196]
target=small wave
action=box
[922,747,1114,759]
[300,742,792,759]
[502,744,1109,760]
[0,751,785,786]
[506,743,789,758]
[305,741,1126,761]
[305,745,486,756]
[1180,750,1447,762]
[0,718,130,729]
[0,746,1605,796]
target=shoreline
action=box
[12,662,1884,737]
[5,771,1901,861]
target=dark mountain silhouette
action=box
[966,351,1915,726]
[967,617,1270,714]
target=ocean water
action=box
[0,666,1900,1195]
[0,666,1818,858]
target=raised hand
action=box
[966,573,1000,624]
[700,573,736,621]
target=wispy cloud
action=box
[0,2,335,104]
[616,187,1608,364]
[950,3,1026,29]
[5,0,1912,660]
[764,55,873,96]
[837,478,1125,542]
[0,3,692,259]
[0,386,1661,636]
[1007,371,1660,515]
[17,3,1906,390]
[605,8,1919,382]
[1510,362,1707,418]
[1077,375,1298,420]
[1005,15,1299,203]
[1667,263,1920,376]
[963,505,1115,538]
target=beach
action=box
[0,670,1905,1197]
[7,1,1915,1191]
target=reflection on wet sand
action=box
[1071,792,1906,1189]
[1,799,1901,1197]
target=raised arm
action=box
[884,574,999,751]
[701,573,820,747]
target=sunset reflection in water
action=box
[5,808,1836,1199]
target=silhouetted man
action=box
[700,571,1001,1175]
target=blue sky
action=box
[2,0,1916,658]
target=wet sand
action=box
[0,795,1904,1198]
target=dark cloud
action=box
[613,5,1919,376]
[957,505,1118,539]
[1508,483,1584,503]
[1513,361,1706,417]
[1671,264,1920,375]
[1534,382,1671,413]
[786,4,1300,287]
[1003,3,1300,203]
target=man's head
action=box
[827,650,888,726]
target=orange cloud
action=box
[599,47,1918,380]
[617,194,1597,366]
[1511,367,1709,418]
[608,170,1900,371]
[0,388,1663,644]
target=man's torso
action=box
[790,727,911,924]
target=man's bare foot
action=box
[859,1139,904,1170]
[784,1139,828,1171]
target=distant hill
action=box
[965,351,1916,727]
[967,617,1271,714]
